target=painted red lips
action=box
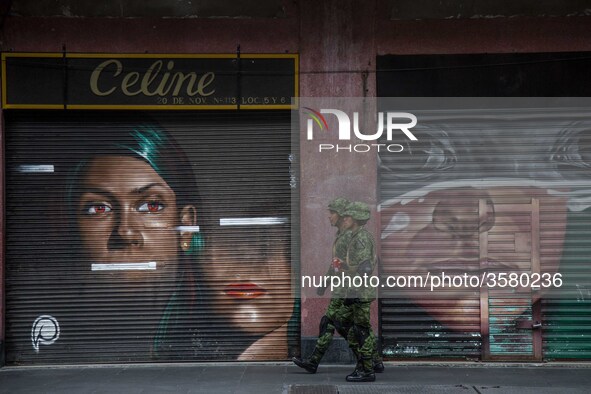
[224,283,267,299]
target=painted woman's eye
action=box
[379,127,456,180]
[138,201,164,213]
[86,204,112,215]
[550,128,591,171]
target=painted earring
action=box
[182,232,205,255]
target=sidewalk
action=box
[1,362,591,394]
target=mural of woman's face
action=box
[202,223,293,357]
[76,155,195,303]
[380,186,567,330]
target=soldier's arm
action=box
[348,235,374,272]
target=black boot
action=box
[373,361,385,373]
[292,357,319,374]
[345,368,376,382]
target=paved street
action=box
[2,362,591,393]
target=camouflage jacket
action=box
[344,227,377,301]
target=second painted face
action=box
[202,224,293,338]
[380,186,567,331]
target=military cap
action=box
[327,197,350,216]
[343,201,371,221]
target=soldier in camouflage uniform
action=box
[292,197,352,373]
[293,199,384,376]
[341,201,380,382]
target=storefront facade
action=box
[2,0,591,366]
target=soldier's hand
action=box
[344,298,360,306]
[357,260,373,275]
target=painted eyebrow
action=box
[133,183,169,195]
[79,183,167,200]
[79,188,116,202]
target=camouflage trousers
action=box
[309,298,381,367]
[346,300,377,372]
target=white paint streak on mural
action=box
[91,262,157,271]
[220,217,289,226]
[175,225,201,232]
[17,164,54,173]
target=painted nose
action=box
[432,198,495,237]
[108,209,143,249]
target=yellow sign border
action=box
[1,52,299,110]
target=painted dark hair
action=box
[68,121,199,217]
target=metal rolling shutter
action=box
[377,53,591,362]
[378,108,591,361]
[542,208,591,360]
[4,110,298,364]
